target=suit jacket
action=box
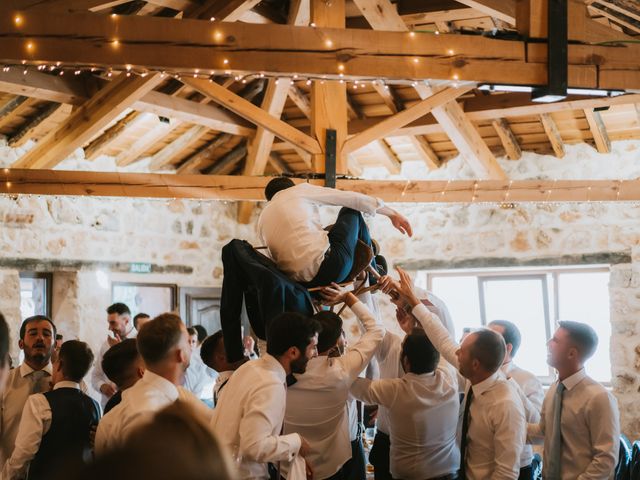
[220,239,314,363]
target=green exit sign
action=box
[130,263,152,274]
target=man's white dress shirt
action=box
[184,348,217,399]
[95,369,211,454]
[284,300,384,480]
[351,363,460,480]
[502,362,544,468]
[0,363,52,466]
[257,182,383,282]
[213,370,233,406]
[374,292,454,436]
[210,354,301,480]
[412,303,527,480]
[91,327,137,407]
[527,368,619,480]
[2,381,85,480]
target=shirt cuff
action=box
[283,433,302,461]
[412,302,430,318]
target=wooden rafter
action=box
[491,118,522,160]
[288,85,311,119]
[182,78,321,155]
[185,0,262,21]
[407,135,440,170]
[539,113,565,158]
[115,117,174,167]
[370,140,401,174]
[205,142,247,175]
[83,110,143,160]
[3,11,639,89]
[148,125,210,171]
[12,73,163,169]
[583,108,611,153]
[453,0,516,24]
[344,87,472,154]
[3,169,640,203]
[176,132,233,174]
[8,102,72,147]
[0,96,38,130]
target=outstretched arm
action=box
[376,206,413,237]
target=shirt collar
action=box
[53,381,80,390]
[125,326,137,339]
[560,368,586,391]
[140,370,179,401]
[471,370,500,396]
[262,354,287,383]
[19,362,53,378]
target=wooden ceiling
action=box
[0,0,639,218]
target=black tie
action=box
[459,388,474,480]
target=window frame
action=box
[111,281,178,315]
[424,265,611,386]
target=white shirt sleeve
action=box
[2,394,51,480]
[488,397,526,480]
[341,301,385,383]
[296,183,383,216]
[91,340,114,393]
[239,383,301,464]
[577,391,620,480]
[411,303,460,370]
[350,378,398,408]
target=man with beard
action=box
[92,303,137,408]
[284,287,384,480]
[211,312,320,480]
[95,313,211,454]
[0,315,56,468]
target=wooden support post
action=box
[310,0,347,175]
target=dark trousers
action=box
[343,437,367,480]
[369,431,392,480]
[519,464,534,480]
[306,208,375,288]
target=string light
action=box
[409,31,415,38]
[26,42,34,51]
[325,39,333,48]
[210,17,216,21]
[223,59,229,65]
[14,15,23,26]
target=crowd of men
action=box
[0,178,622,480]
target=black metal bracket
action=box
[324,129,337,188]
[532,0,568,103]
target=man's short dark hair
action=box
[19,315,56,340]
[187,327,197,337]
[102,338,139,387]
[488,320,522,358]
[265,177,295,201]
[402,328,440,374]
[193,325,208,343]
[469,329,506,374]
[559,320,598,360]
[107,303,131,316]
[200,331,224,369]
[133,313,150,330]
[0,313,9,368]
[137,313,184,365]
[266,312,320,357]
[59,340,94,382]
[55,334,63,341]
[313,311,342,353]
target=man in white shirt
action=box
[488,320,544,480]
[92,303,137,407]
[371,289,455,480]
[391,268,527,480]
[1,315,56,467]
[527,321,619,480]
[95,313,211,454]
[284,288,384,480]
[211,312,320,480]
[183,326,215,398]
[352,329,460,480]
[258,177,412,287]
[2,340,101,480]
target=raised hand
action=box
[395,267,421,308]
[319,283,349,306]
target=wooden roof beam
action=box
[583,108,611,153]
[185,0,262,21]
[175,133,233,174]
[491,118,522,160]
[288,85,311,119]
[12,73,163,169]
[5,169,640,203]
[539,113,565,158]
[8,102,72,147]
[454,0,516,24]
[148,124,210,171]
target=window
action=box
[19,272,51,319]
[112,282,177,319]
[422,267,611,384]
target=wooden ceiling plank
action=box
[12,73,163,169]
[83,110,143,160]
[583,108,612,153]
[288,85,312,119]
[186,0,262,21]
[175,133,233,174]
[407,135,440,169]
[344,86,472,154]
[205,142,247,175]
[115,118,176,167]
[539,113,566,158]
[453,0,516,24]
[491,118,522,160]
[372,83,401,114]
[0,97,39,131]
[8,102,72,147]
[370,140,402,174]
[148,124,210,171]
[351,0,407,30]
[268,152,293,175]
